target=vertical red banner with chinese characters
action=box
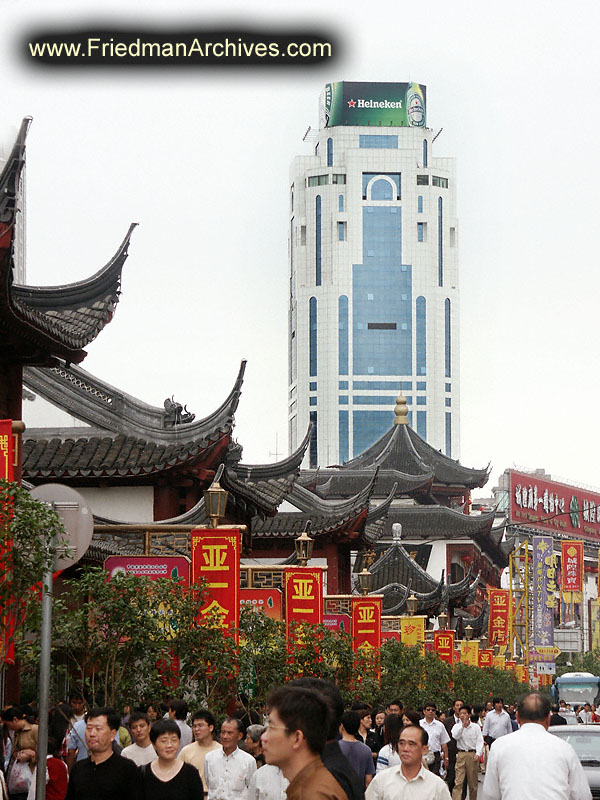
[478,649,493,669]
[488,588,510,645]
[0,420,14,664]
[0,420,14,481]
[561,541,583,593]
[191,528,241,642]
[434,629,455,664]
[284,567,323,640]
[351,597,382,653]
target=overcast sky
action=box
[3,0,600,496]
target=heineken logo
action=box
[347,98,403,109]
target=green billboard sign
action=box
[319,81,427,128]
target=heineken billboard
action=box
[319,81,427,129]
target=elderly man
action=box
[204,717,256,799]
[366,725,451,800]
[480,693,591,800]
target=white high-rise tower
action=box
[288,82,459,467]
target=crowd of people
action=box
[0,686,592,799]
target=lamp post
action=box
[407,594,418,616]
[438,610,449,630]
[203,465,229,528]
[295,530,314,567]
[465,624,474,641]
[358,568,373,596]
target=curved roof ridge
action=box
[0,117,30,227]
[93,495,209,526]
[406,426,490,488]
[288,467,378,516]
[228,423,310,480]
[339,423,432,477]
[24,359,246,444]
[366,481,398,524]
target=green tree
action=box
[0,479,67,666]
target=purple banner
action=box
[532,536,557,662]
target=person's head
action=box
[245,724,266,756]
[551,704,560,714]
[263,686,330,773]
[485,701,493,711]
[402,710,421,727]
[357,707,372,730]
[85,708,120,758]
[129,712,151,747]
[149,718,180,762]
[493,697,503,712]
[383,711,403,753]
[452,699,464,717]
[1,707,27,730]
[508,703,515,713]
[458,706,471,724]
[516,693,551,728]
[584,703,591,712]
[145,703,159,722]
[559,700,567,708]
[374,708,386,727]
[386,700,403,715]
[192,710,216,744]
[398,725,428,772]
[288,677,343,741]
[68,693,86,717]
[168,698,188,721]
[220,717,244,755]
[438,711,446,722]
[340,711,360,737]
[423,701,436,722]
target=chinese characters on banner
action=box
[532,537,556,662]
[399,616,425,653]
[191,528,241,642]
[478,649,493,669]
[592,598,600,650]
[434,630,455,664]
[0,420,14,481]
[488,588,510,645]
[284,567,323,640]
[492,654,505,670]
[515,665,527,683]
[561,540,583,600]
[351,597,382,653]
[460,640,479,666]
[0,420,14,664]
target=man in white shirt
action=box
[205,717,256,799]
[180,710,222,793]
[482,698,513,749]
[248,764,289,800]
[578,703,593,724]
[419,702,450,777]
[366,724,451,800]
[480,692,591,800]
[121,711,157,766]
[451,706,484,800]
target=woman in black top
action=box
[139,719,203,800]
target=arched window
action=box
[445,298,451,378]
[416,296,426,376]
[423,139,428,167]
[327,137,333,167]
[438,196,443,286]
[370,178,394,201]
[315,195,322,286]
[310,297,318,377]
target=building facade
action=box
[288,82,459,467]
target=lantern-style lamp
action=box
[203,464,229,528]
[464,624,474,641]
[438,611,448,630]
[295,530,314,567]
[358,568,373,596]
[407,594,418,616]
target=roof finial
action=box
[394,390,409,425]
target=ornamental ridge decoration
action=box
[51,366,114,405]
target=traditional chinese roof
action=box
[22,362,247,483]
[0,118,134,367]
[455,602,489,639]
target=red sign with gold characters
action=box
[434,629,455,664]
[284,568,323,638]
[561,540,583,593]
[479,649,494,669]
[351,597,381,654]
[0,420,14,481]
[191,528,241,641]
[488,588,510,645]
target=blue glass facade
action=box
[339,410,349,462]
[338,295,348,375]
[416,296,426,375]
[445,298,451,378]
[353,381,407,390]
[315,195,322,285]
[353,206,412,376]
[417,410,427,439]
[309,297,317,377]
[353,410,392,456]
[359,135,398,149]
[362,173,401,199]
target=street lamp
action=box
[480,634,489,650]
[358,568,373,596]
[203,465,229,528]
[295,530,314,567]
[438,611,448,630]
[407,594,418,616]
[464,624,474,641]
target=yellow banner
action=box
[492,655,505,670]
[461,640,479,666]
[400,616,425,653]
[592,598,600,650]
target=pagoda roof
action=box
[0,119,134,366]
[22,362,247,482]
[384,504,496,540]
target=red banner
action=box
[479,648,494,669]
[488,588,510,645]
[240,588,282,621]
[434,629,455,664]
[381,631,400,642]
[509,469,600,541]
[506,660,516,673]
[561,540,583,593]
[191,528,241,641]
[352,597,381,654]
[284,567,323,639]
[0,421,14,482]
